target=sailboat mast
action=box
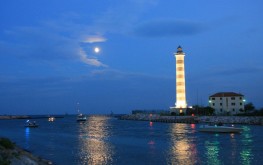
[77,102,80,114]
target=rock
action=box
[0,137,52,165]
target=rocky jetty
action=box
[120,114,263,125]
[198,116,263,125]
[120,114,198,123]
[0,137,52,165]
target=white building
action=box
[209,92,245,115]
[170,46,187,115]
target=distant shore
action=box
[0,115,64,120]
[120,114,263,125]
[0,115,31,120]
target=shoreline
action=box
[0,137,52,165]
[120,114,263,125]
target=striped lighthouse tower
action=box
[170,46,187,114]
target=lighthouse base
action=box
[170,107,187,115]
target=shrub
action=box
[0,138,14,149]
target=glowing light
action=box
[94,47,100,53]
[48,117,55,122]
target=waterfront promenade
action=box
[120,114,263,125]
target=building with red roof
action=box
[209,92,245,115]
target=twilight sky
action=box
[1,0,263,115]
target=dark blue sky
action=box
[1,0,263,115]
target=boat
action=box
[77,113,87,122]
[25,120,39,128]
[76,102,87,122]
[48,116,55,122]
[199,123,243,133]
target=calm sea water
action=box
[0,115,262,165]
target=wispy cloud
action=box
[83,36,107,43]
[0,20,108,67]
[0,0,159,68]
[79,49,107,67]
[210,66,263,77]
[89,68,173,81]
[133,19,207,37]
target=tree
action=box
[244,102,255,112]
[203,106,215,116]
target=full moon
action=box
[94,47,100,53]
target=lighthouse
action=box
[170,46,187,115]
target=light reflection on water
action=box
[24,127,30,149]
[78,116,114,165]
[205,138,221,165]
[168,124,197,165]
[147,121,157,157]
[240,126,253,165]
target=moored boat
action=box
[48,116,55,122]
[199,123,243,133]
[77,114,87,122]
[25,120,39,128]
[76,102,87,122]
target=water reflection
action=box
[78,116,114,165]
[24,127,30,149]
[205,138,221,165]
[168,124,197,165]
[147,121,156,157]
[240,126,253,165]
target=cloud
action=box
[0,21,107,67]
[210,66,263,77]
[83,36,107,43]
[89,68,173,81]
[89,0,158,35]
[0,0,159,68]
[79,49,107,67]
[133,19,207,37]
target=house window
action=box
[231,97,235,100]
[240,102,242,105]
[212,103,215,106]
[233,109,235,111]
[220,109,222,112]
[220,103,222,106]
[212,97,215,100]
[220,97,222,100]
[231,103,235,106]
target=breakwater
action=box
[199,116,263,125]
[119,114,198,124]
[119,114,263,125]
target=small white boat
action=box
[199,124,242,133]
[77,114,87,122]
[48,116,55,122]
[25,120,39,128]
[76,102,87,122]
